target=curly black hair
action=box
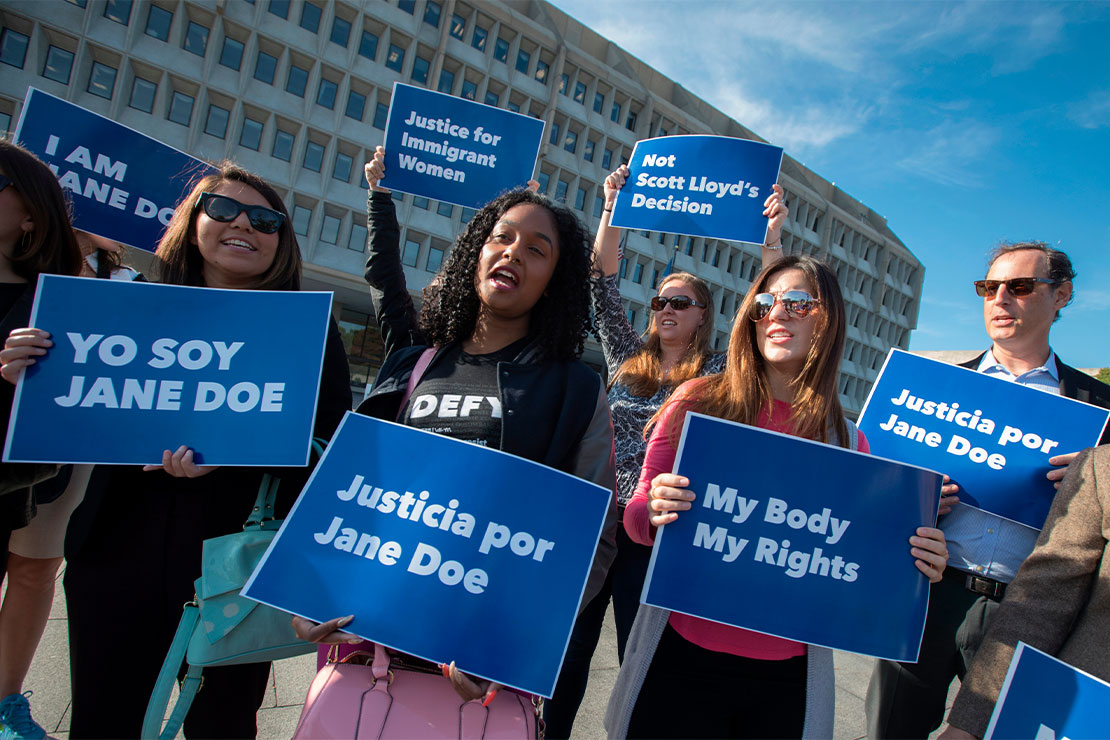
[418,189,593,361]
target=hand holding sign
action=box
[762,184,788,248]
[0,327,53,383]
[364,146,388,193]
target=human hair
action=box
[987,241,1075,321]
[418,189,593,361]
[0,139,82,281]
[655,255,848,447]
[154,162,301,290]
[612,271,716,396]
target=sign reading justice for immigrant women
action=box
[3,276,333,467]
[244,413,613,698]
[609,135,784,244]
[858,350,1109,531]
[381,82,545,210]
[642,413,942,662]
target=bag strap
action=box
[244,437,328,529]
[142,604,203,740]
[396,347,437,422]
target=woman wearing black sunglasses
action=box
[544,164,789,737]
[605,256,949,739]
[5,163,352,738]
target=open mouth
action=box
[222,238,257,252]
[490,267,519,289]
[660,319,678,327]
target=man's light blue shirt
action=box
[943,349,1060,582]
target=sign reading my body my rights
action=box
[243,413,612,698]
[985,642,1110,740]
[859,350,1109,530]
[609,135,784,244]
[381,82,545,210]
[642,413,942,662]
[14,88,216,253]
[2,276,332,466]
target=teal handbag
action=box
[142,440,324,740]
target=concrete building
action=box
[0,0,923,414]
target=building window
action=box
[563,130,577,154]
[437,68,454,94]
[0,29,29,69]
[493,37,509,63]
[348,223,367,252]
[411,55,430,84]
[254,50,277,84]
[42,46,75,84]
[632,263,643,284]
[268,0,290,19]
[292,205,310,235]
[423,1,441,27]
[286,64,308,96]
[183,21,209,57]
[204,104,229,138]
[402,238,420,267]
[320,215,340,244]
[610,101,621,123]
[515,49,530,74]
[65,0,87,7]
[300,2,322,33]
[712,248,720,267]
[626,110,637,131]
[128,76,156,112]
[555,179,568,202]
[548,122,559,146]
[167,90,194,126]
[316,78,337,109]
[333,152,353,182]
[651,269,659,289]
[144,5,172,40]
[507,100,520,113]
[436,201,453,218]
[536,172,549,193]
[472,25,487,52]
[303,141,325,172]
[559,73,568,95]
[372,101,389,129]
[385,44,404,72]
[219,37,244,70]
[103,0,132,26]
[345,90,366,120]
[240,117,263,150]
[574,187,586,210]
[449,13,465,39]
[398,0,415,14]
[593,92,604,114]
[460,208,474,223]
[593,194,604,218]
[412,196,429,210]
[330,16,351,47]
[87,61,117,99]
[583,139,595,162]
[460,80,476,100]
[426,245,444,273]
[619,258,628,279]
[573,81,586,104]
[484,90,499,107]
[272,129,294,161]
[602,148,613,169]
[358,30,378,60]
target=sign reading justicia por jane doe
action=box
[381,82,545,210]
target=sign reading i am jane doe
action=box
[14,87,216,253]
[985,642,1110,740]
[858,350,1109,530]
[609,135,784,244]
[643,413,942,662]
[381,82,545,210]
[243,413,613,698]
[2,276,332,467]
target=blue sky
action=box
[549,0,1109,368]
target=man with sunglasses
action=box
[867,241,1110,740]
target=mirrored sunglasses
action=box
[650,295,706,311]
[194,192,285,234]
[973,277,1055,299]
[749,291,821,322]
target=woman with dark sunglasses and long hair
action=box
[604,256,949,739]
[544,165,788,737]
[3,163,352,738]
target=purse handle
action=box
[246,437,327,530]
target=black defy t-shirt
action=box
[400,337,530,448]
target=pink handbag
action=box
[292,644,539,739]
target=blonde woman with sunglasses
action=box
[604,256,949,739]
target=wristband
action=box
[765,241,783,250]
[603,207,613,213]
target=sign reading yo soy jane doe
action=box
[381,82,545,210]
[643,413,942,662]
[243,413,613,698]
[609,135,784,244]
[14,88,215,253]
[858,350,1109,530]
[2,276,333,467]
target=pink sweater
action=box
[625,393,869,660]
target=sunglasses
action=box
[973,277,1055,299]
[650,295,706,311]
[194,192,285,234]
[749,291,821,322]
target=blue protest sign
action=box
[985,642,1110,740]
[858,350,1109,530]
[609,135,783,244]
[381,82,544,210]
[13,88,216,253]
[642,412,941,662]
[2,275,333,466]
[243,412,612,697]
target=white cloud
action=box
[1071,289,1110,313]
[895,121,999,188]
[1068,91,1110,129]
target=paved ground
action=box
[24,564,956,739]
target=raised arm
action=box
[761,184,789,268]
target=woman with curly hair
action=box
[293,146,617,704]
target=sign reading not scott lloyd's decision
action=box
[609,135,784,244]
[380,82,545,210]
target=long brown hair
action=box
[154,162,301,290]
[655,256,848,447]
[612,272,716,396]
[0,139,82,281]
